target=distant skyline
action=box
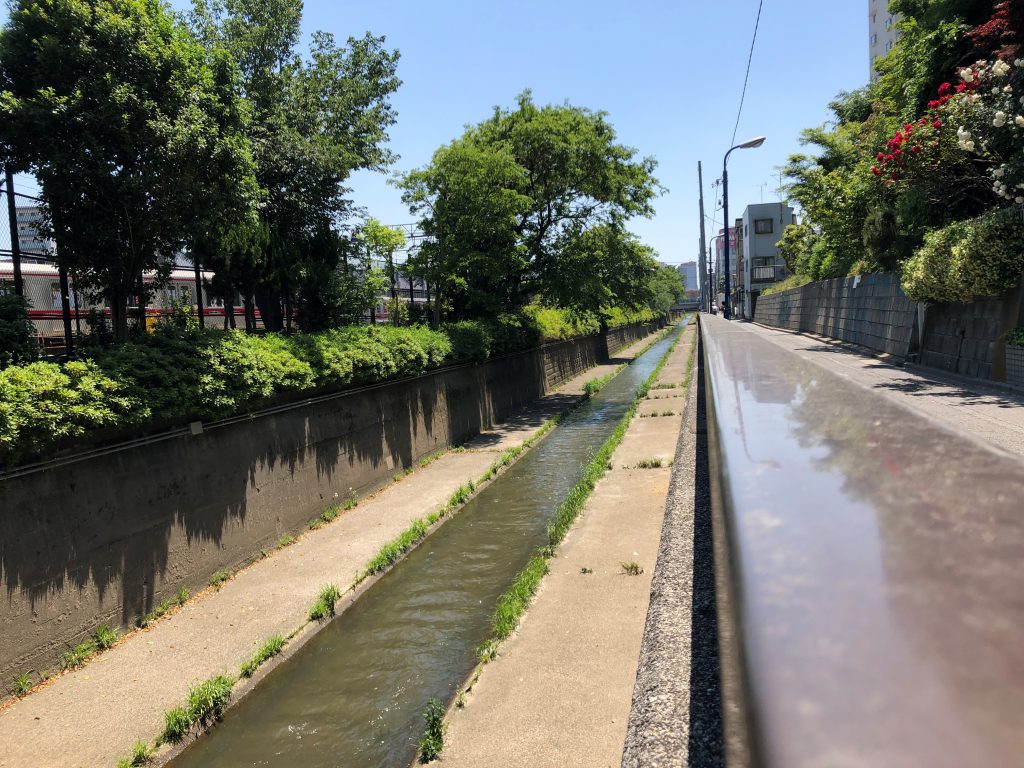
[19,1,868,267]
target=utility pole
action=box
[697,162,708,313]
[4,166,23,297]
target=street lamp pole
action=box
[722,136,765,320]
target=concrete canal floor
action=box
[0,329,672,768]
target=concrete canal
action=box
[169,322,686,768]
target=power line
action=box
[731,0,764,147]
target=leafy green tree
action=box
[0,0,259,341]
[190,0,401,331]
[398,92,662,323]
[360,218,406,313]
[648,264,686,314]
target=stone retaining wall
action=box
[0,322,662,685]
[753,273,917,358]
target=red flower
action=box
[932,119,942,128]
[911,145,922,154]
[876,152,885,160]
[928,100,940,109]
[885,154,895,162]
[871,166,882,176]
[938,82,952,96]
[956,83,967,93]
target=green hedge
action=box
[901,209,1024,304]
[0,307,661,467]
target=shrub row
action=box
[0,307,663,468]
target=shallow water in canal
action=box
[170,322,684,768]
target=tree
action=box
[0,0,259,341]
[360,218,406,314]
[648,264,685,314]
[398,92,663,322]
[190,0,401,331]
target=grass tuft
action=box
[115,740,154,768]
[308,584,342,621]
[161,674,235,743]
[635,458,666,469]
[209,570,230,589]
[176,587,190,606]
[418,697,446,763]
[60,639,96,670]
[12,671,33,697]
[621,561,644,576]
[277,534,296,549]
[93,624,119,650]
[240,634,286,678]
[492,555,549,640]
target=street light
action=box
[722,136,765,320]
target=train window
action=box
[0,279,13,296]
[50,281,62,309]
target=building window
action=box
[753,219,773,235]
[886,40,893,52]
[871,33,877,44]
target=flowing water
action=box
[170,322,684,768]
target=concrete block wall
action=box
[919,284,1024,380]
[0,322,661,686]
[753,273,917,359]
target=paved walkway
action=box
[442,325,696,767]
[747,322,1024,458]
[0,331,666,768]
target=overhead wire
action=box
[730,0,764,147]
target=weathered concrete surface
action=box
[0,324,671,688]
[744,321,1024,458]
[622,325,723,767]
[0,331,666,768]
[441,325,695,768]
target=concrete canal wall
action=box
[0,321,663,684]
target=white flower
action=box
[1017,197,1024,204]
[969,94,981,104]
[1016,115,1024,127]
[960,68,975,82]
[994,111,1008,127]
[992,59,1011,76]
[1016,59,1024,67]
[994,167,1005,177]
[1005,85,1014,93]
[993,87,1002,94]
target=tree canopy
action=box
[397,91,665,324]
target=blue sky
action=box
[68,1,869,275]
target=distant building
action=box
[677,261,698,293]
[14,205,53,262]
[869,0,901,82]
[740,202,796,318]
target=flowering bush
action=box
[949,58,1024,204]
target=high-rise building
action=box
[677,261,698,294]
[869,0,901,82]
[14,205,53,261]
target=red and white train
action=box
[0,262,249,352]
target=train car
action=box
[0,262,254,353]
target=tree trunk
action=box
[243,294,256,333]
[432,284,442,328]
[254,284,284,333]
[109,287,129,343]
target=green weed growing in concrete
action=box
[492,555,549,640]
[651,382,678,389]
[476,639,498,663]
[418,697,446,763]
[115,740,154,768]
[621,561,644,575]
[308,585,342,621]
[93,624,119,650]
[343,488,359,510]
[240,635,286,678]
[162,674,235,743]
[209,570,230,589]
[635,458,665,468]
[359,519,429,581]
[61,639,96,670]
[12,671,33,697]
[176,587,190,606]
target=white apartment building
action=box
[740,202,796,319]
[869,0,901,82]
